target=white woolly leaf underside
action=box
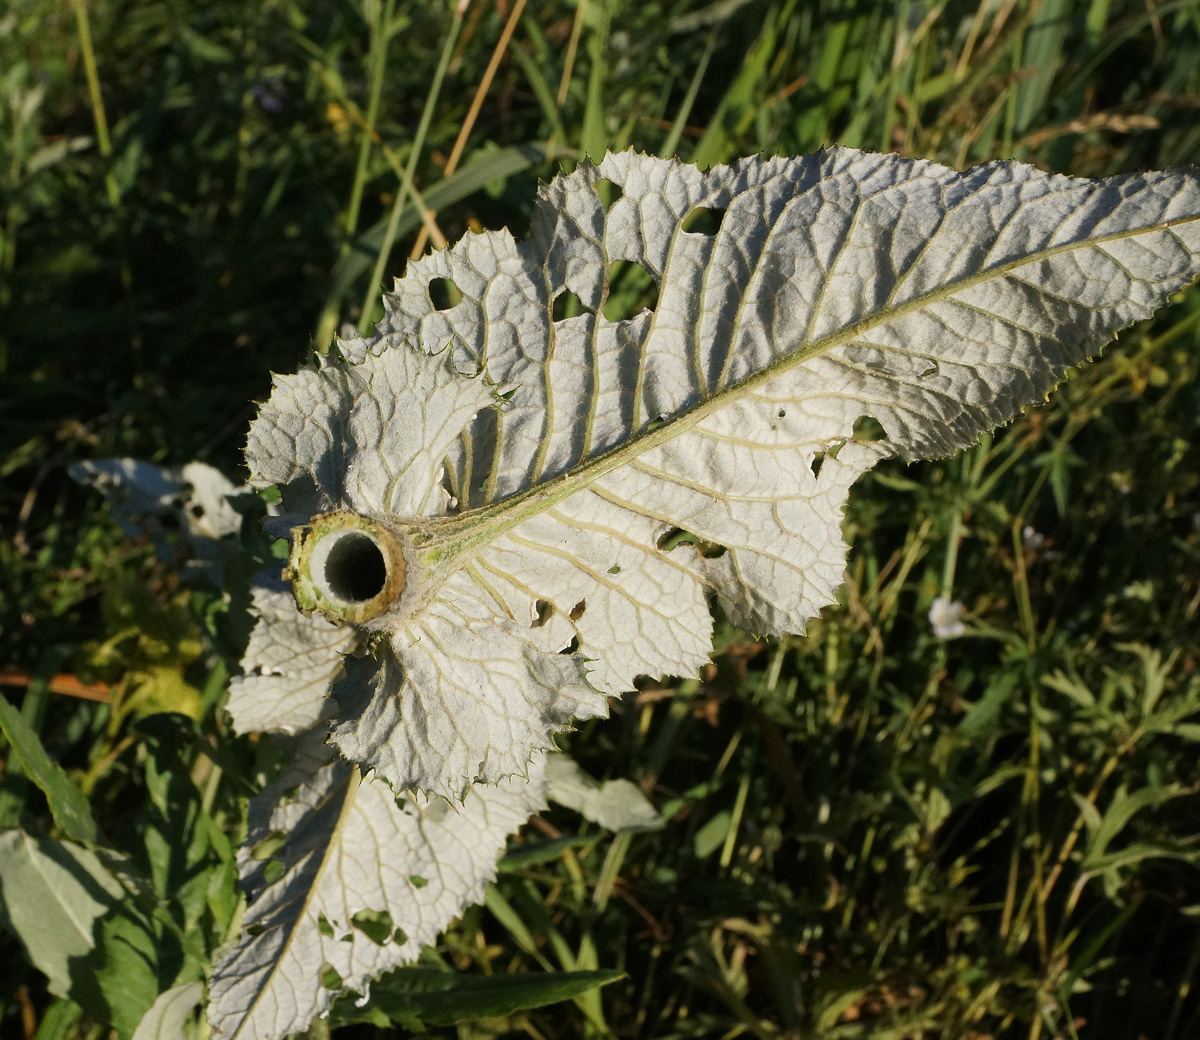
[246,148,1200,798]
[207,732,547,1040]
[214,149,1200,1040]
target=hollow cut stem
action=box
[286,511,407,625]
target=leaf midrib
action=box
[419,209,1200,565]
[227,764,362,1039]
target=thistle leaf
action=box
[206,735,547,1040]
[247,148,1200,801]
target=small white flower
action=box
[928,596,967,638]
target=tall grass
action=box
[3,1,1200,1037]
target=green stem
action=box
[70,0,141,365]
[357,6,466,334]
[70,0,115,199]
[343,0,398,249]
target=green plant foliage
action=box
[329,967,625,1029]
[0,697,96,844]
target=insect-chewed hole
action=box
[351,908,395,946]
[657,526,693,552]
[316,914,335,937]
[324,532,387,602]
[810,451,825,479]
[594,177,622,211]
[852,415,887,442]
[320,963,343,990]
[190,503,205,519]
[569,599,587,621]
[603,260,658,321]
[531,598,553,628]
[682,206,727,235]
[263,859,285,884]
[552,289,591,321]
[250,831,287,861]
[409,875,428,888]
[658,526,726,558]
[561,635,581,655]
[428,276,461,311]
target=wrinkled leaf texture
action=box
[247,148,1200,799]
[216,148,1200,1039]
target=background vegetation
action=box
[3,0,1200,1036]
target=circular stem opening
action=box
[287,510,407,624]
[323,532,387,602]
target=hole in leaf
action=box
[603,260,658,321]
[190,503,205,519]
[607,564,621,574]
[317,914,335,938]
[393,927,409,944]
[681,206,727,235]
[561,635,581,655]
[852,415,886,442]
[352,908,395,946]
[324,532,387,602]
[250,831,287,861]
[428,276,461,310]
[810,452,825,479]
[594,177,622,211]
[247,924,265,937]
[920,363,938,378]
[410,875,428,889]
[777,408,786,419]
[657,527,694,552]
[552,289,590,321]
[531,599,553,628]
[263,859,285,884]
[569,599,587,621]
[658,526,727,558]
[320,963,343,990]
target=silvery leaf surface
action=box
[226,570,359,735]
[544,753,663,832]
[247,148,1200,800]
[207,733,547,1040]
[70,458,246,584]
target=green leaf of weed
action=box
[333,967,625,1028]
[0,696,96,844]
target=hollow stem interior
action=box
[322,532,387,602]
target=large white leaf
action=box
[206,734,547,1040]
[247,148,1200,800]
